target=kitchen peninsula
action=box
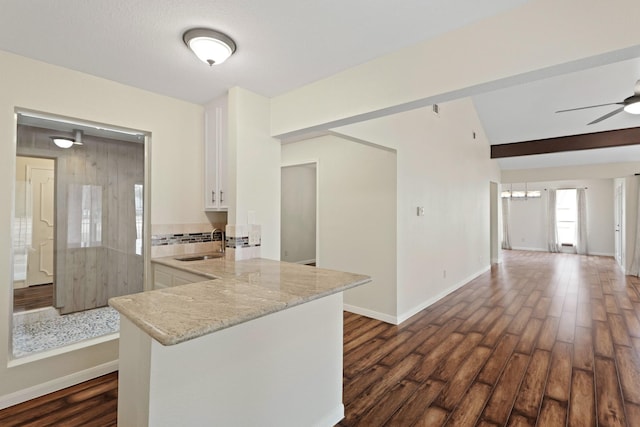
[109,256,370,427]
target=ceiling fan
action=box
[556,79,640,125]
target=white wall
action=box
[336,98,500,322]
[0,50,204,405]
[281,165,316,263]
[228,88,281,260]
[281,135,398,321]
[502,162,640,183]
[271,0,640,139]
[507,179,615,256]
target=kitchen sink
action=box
[174,253,225,262]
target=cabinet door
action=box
[204,95,228,211]
[153,268,172,290]
[153,264,209,289]
[217,105,228,210]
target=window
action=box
[556,189,577,246]
[67,184,102,248]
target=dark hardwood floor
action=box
[339,250,640,426]
[2,250,640,426]
[0,372,117,426]
[13,283,54,312]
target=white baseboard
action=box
[294,259,316,265]
[0,360,118,410]
[589,252,614,257]
[343,304,397,324]
[318,404,345,427]
[511,246,546,252]
[345,265,492,325]
[511,247,615,258]
[396,265,491,325]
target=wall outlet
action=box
[417,206,425,216]
[284,250,288,257]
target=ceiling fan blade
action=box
[556,102,624,113]
[587,106,625,125]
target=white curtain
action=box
[630,180,640,276]
[576,188,588,255]
[547,189,560,253]
[501,197,512,250]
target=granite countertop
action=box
[108,256,370,346]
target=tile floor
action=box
[12,306,119,358]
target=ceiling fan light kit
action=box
[623,95,640,114]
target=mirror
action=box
[12,111,147,358]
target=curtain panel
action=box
[547,189,560,253]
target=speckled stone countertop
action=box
[109,256,370,346]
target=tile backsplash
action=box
[225,224,261,261]
[151,231,222,247]
[150,223,225,258]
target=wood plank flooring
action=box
[340,250,640,426]
[0,372,117,426]
[2,250,640,426]
[13,283,53,312]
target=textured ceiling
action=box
[0,0,525,105]
[5,1,639,171]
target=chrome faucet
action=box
[210,228,225,253]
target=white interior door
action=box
[27,165,55,286]
[615,183,623,267]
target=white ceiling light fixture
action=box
[50,130,83,149]
[51,137,74,148]
[183,28,236,66]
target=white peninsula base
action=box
[117,293,344,427]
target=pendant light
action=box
[183,28,236,66]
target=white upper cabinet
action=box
[204,95,228,211]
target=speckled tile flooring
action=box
[12,306,119,358]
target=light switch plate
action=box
[417,206,425,216]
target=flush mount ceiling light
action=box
[50,130,83,149]
[183,28,236,66]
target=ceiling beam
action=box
[490,127,640,158]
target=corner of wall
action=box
[396,265,491,325]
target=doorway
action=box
[13,157,55,311]
[281,163,317,265]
